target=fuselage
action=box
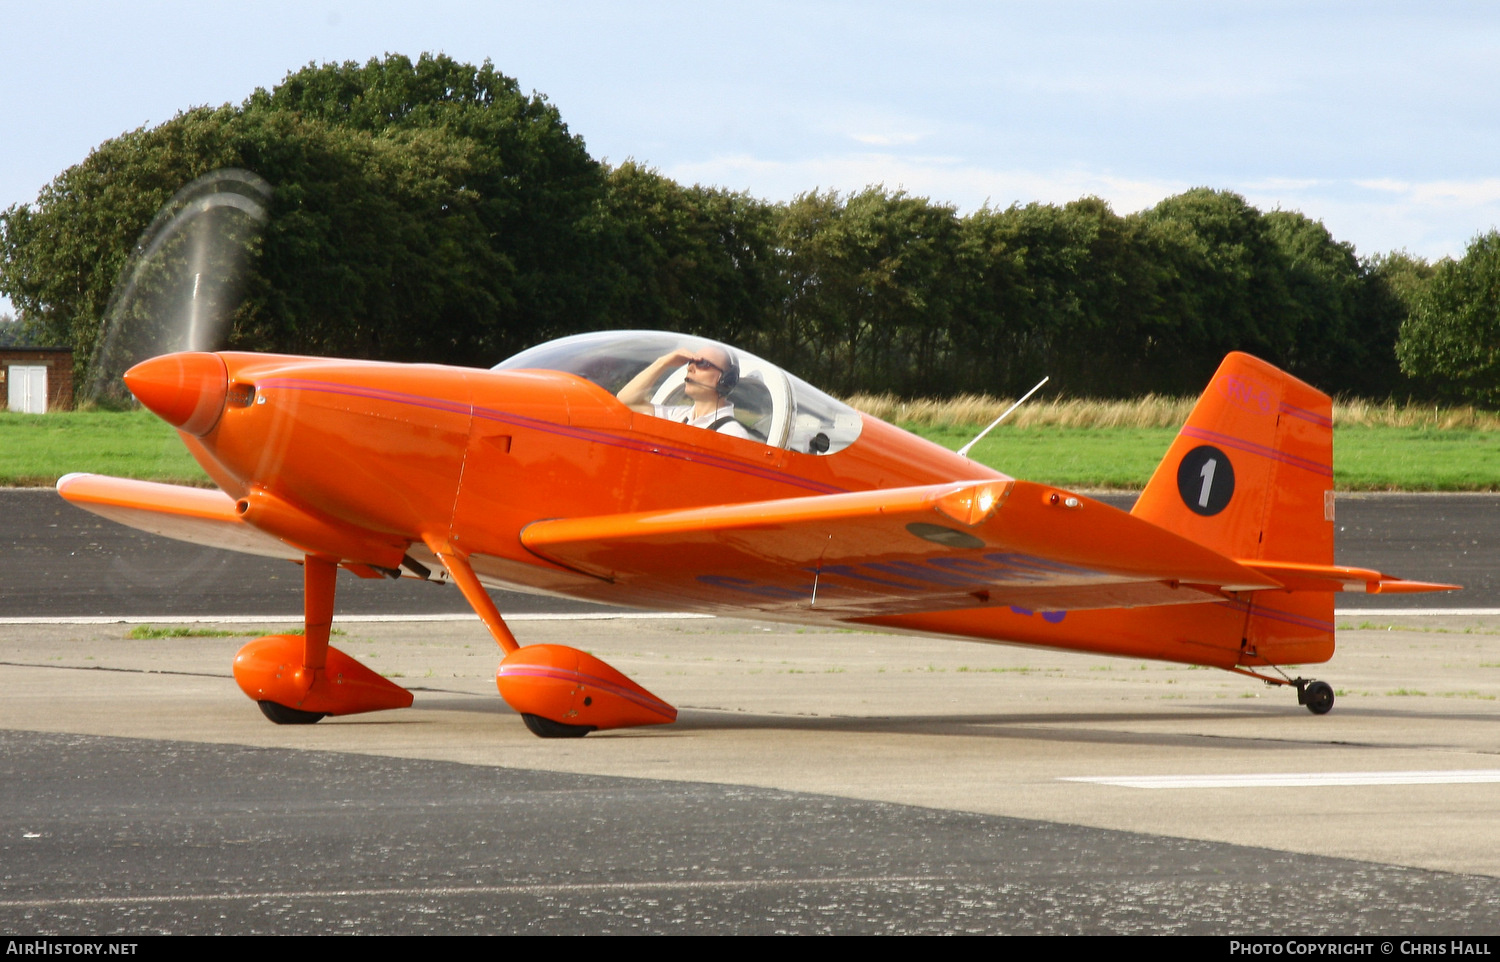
[155,352,1006,602]
[116,342,1380,673]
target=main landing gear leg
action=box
[1227,666,1336,715]
[429,542,677,738]
[232,555,414,723]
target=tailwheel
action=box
[1298,680,1335,715]
[521,713,596,739]
[257,700,327,725]
[1231,667,1338,716]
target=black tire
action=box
[1303,681,1335,715]
[257,700,327,725]
[521,713,595,738]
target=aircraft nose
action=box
[123,352,229,437]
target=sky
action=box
[3,1,1499,315]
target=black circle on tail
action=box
[1176,445,1235,516]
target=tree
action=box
[1261,209,1377,392]
[1131,189,1301,390]
[958,197,1160,396]
[0,54,610,383]
[1397,231,1500,405]
[596,162,780,344]
[0,53,1462,402]
[0,311,42,347]
[247,54,610,358]
[773,188,962,394]
[0,107,244,372]
[1352,251,1434,398]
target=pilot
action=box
[616,343,753,440]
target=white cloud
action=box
[1354,178,1413,194]
[1383,178,1500,208]
[1239,177,1324,193]
[848,132,928,147]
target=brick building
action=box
[1,348,75,412]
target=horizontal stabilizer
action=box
[1240,559,1461,595]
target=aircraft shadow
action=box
[650,702,1500,750]
[386,690,1500,750]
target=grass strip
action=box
[4,408,1497,492]
[0,409,209,486]
[921,423,1500,491]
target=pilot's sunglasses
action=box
[688,357,724,374]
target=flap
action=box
[521,480,1282,617]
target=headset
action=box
[714,348,740,396]
[687,347,739,397]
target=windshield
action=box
[494,331,864,455]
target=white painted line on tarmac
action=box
[1336,608,1500,616]
[0,612,716,626]
[1062,770,1500,789]
[0,874,949,909]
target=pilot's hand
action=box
[657,348,697,368]
[618,347,701,410]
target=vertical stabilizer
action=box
[1132,352,1335,666]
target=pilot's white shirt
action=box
[654,403,753,440]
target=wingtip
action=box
[55,472,92,493]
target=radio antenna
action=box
[956,376,1050,459]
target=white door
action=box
[7,366,47,413]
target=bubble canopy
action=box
[494,331,864,455]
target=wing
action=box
[57,473,302,561]
[521,479,1290,617]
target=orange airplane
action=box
[57,331,1458,736]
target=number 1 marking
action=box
[1198,458,1217,508]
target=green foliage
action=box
[1139,189,1282,356]
[0,54,607,382]
[1367,250,1437,310]
[244,54,611,359]
[750,187,1412,400]
[766,187,962,394]
[597,162,780,343]
[0,312,43,347]
[0,107,242,367]
[1397,231,1500,404]
[0,52,1468,402]
[959,196,1155,396]
[126,625,246,639]
[1353,251,1433,395]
